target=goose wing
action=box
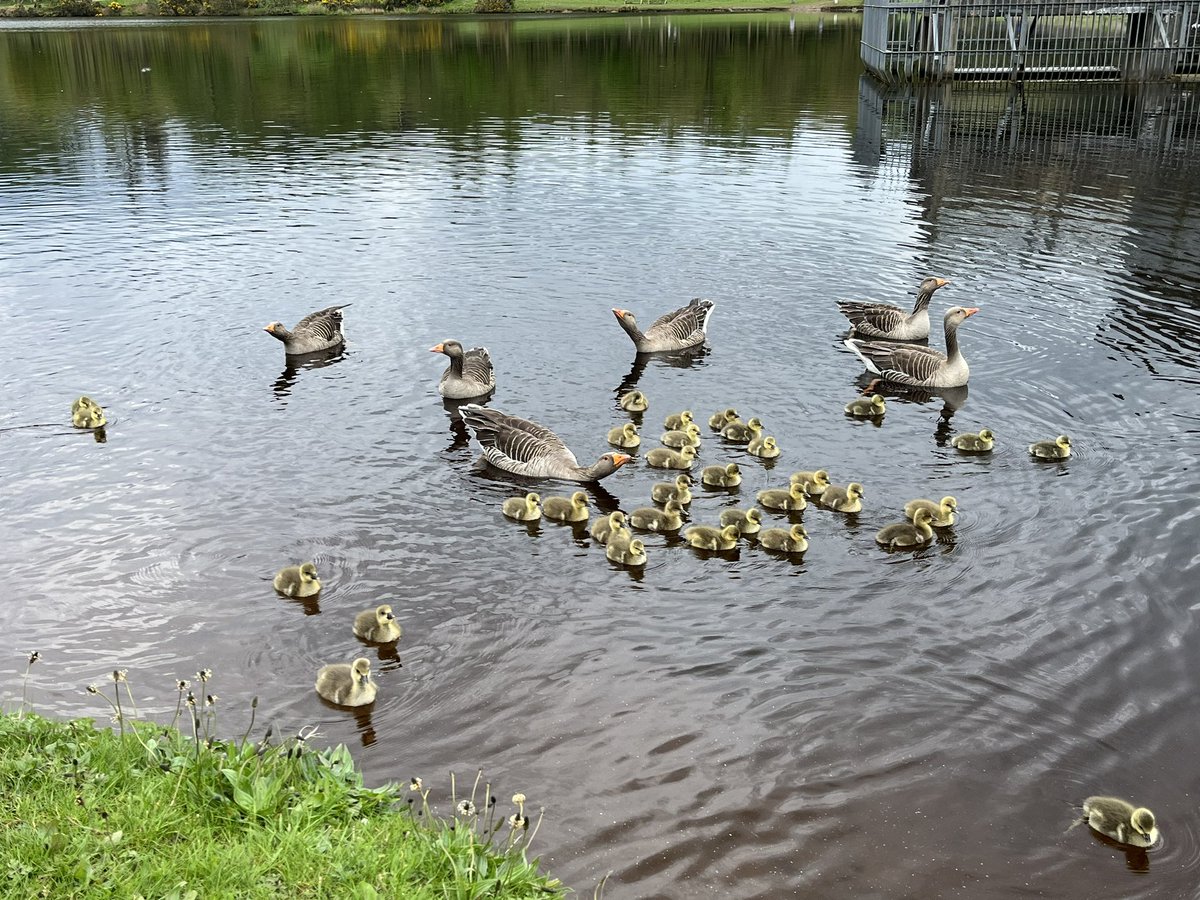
[294,305,349,342]
[845,339,948,386]
[836,301,906,337]
[460,347,495,387]
[646,298,715,345]
[461,404,579,475]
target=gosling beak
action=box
[612,308,626,321]
[385,612,394,620]
[429,343,444,353]
[963,307,980,317]
[613,453,633,467]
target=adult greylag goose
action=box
[876,508,935,550]
[837,276,950,341]
[1029,435,1071,459]
[1077,797,1159,848]
[951,428,995,452]
[612,298,715,353]
[759,524,809,554]
[315,657,376,707]
[353,605,402,643]
[461,405,632,482]
[430,341,495,400]
[845,306,979,388]
[264,305,349,355]
[904,496,957,527]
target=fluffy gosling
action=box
[651,474,693,506]
[663,410,694,430]
[71,396,107,429]
[756,483,808,511]
[701,463,741,487]
[629,499,685,532]
[502,492,542,521]
[790,470,831,497]
[845,394,887,418]
[645,445,696,470]
[819,482,864,513]
[951,428,994,452]
[274,562,321,598]
[661,423,702,449]
[542,491,590,523]
[353,604,401,643]
[904,496,957,527]
[1030,435,1071,459]
[314,657,376,707]
[606,536,647,567]
[719,507,763,535]
[619,390,649,412]
[876,508,934,549]
[684,524,741,551]
[708,407,739,430]
[721,416,764,443]
[1079,796,1159,849]
[589,511,627,544]
[607,423,641,449]
[747,435,780,458]
[758,524,809,554]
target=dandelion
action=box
[512,792,526,805]
[86,684,101,695]
[27,651,41,666]
[176,680,188,691]
[205,694,219,707]
[185,691,196,708]
[508,813,528,831]
[410,777,423,792]
[196,668,213,683]
[111,669,128,683]
[456,800,476,817]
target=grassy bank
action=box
[0,706,563,898]
[0,0,854,19]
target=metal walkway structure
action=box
[861,0,1200,82]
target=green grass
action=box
[0,709,564,899]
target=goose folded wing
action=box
[837,301,905,332]
[294,305,349,340]
[872,344,948,386]
[648,299,713,341]
[462,407,578,467]
[461,348,495,384]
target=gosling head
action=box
[1057,435,1071,449]
[622,423,639,438]
[664,499,684,515]
[675,474,693,488]
[299,562,319,584]
[1131,807,1157,836]
[609,511,627,526]
[912,508,934,526]
[791,524,808,540]
[720,525,740,542]
[621,390,648,410]
[746,509,763,526]
[628,538,646,556]
[978,429,994,441]
[570,491,589,506]
[724,408,738,420]
[679,411,694,425]
[848,482,865,499]
[679,446,697,460]
[375,604,395,623]
[870,394,886,410]
[762,437,778,452]
[725,463,740,476]
[814,470,830,484]
[747,417,763,429]
[352,657,372,685]
[940,496,958,511]
[684,423,701,438]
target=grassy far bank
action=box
[0,0,857,19]
[0,691,564,898]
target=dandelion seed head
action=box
[111,669,128,683]
[86,684,101,695]
[456,800,477,817]
[176,680,188,691]
[205,694,219,707]
[512,792,526,805]
[27,651,41,665]
[197,668,213,683]
[508,814,528,831]
[409,777,423,792]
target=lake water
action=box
[2,13,1199,898]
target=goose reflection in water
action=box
[440,396,490,453]
[271,345,348,401]
[854,376,969,445]
[614,344,711,396]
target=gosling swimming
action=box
[719,507,763,535]
[845,394,886,418]
[542,491,590,523]
[663,410,694,431]
[589,510,627,544]
[684,524,741,551]
[1078,796,1159,849]
[756,483,808,511]
[904,496,957,527]
[721,416,764,443]
[747,435,780,458]
[701,463,741,487]
[1030,435,1071,459]
[875,508,934,549]
[629,499,684,532]
[353,604,402,643]
[274,562,321,598]
[606,535,647,567]
[619,390,648,412]
[790,470,831,497]
[645,445,696,470]
[651,474,693,506]
[71,396,107,429]
[758,524,809,554]
[951,428,994,452]
[502,492,542,521]
[708,408,738,430]
[661,423,702,449]
[607,423,641,449]
[819,482,864,513]
[314,657,376,707]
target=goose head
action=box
[263,321,291,341]
[611,308,639,331]
[592,453,633,478]
[919,276,950,295]
[791,524,808,541]
[911,508,934,527]
[944,306,980,329]
[939,496,958,514]
[720,525,740,542]
[351,657,373,686]
[1056,435,1071,450]
[429,340,464,359]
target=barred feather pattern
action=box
[273,305,349,355]
[620,298,715,352]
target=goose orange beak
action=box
[963,307,980,316]
[613,453,633,467]
[429,343,444,353]
[935,278,950,288]
[612,308,627,320]
[263,324,275,333]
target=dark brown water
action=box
[3,15,1200,898]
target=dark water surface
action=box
[3,14,1200,898]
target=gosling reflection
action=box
[272,345,347,400]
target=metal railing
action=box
[862,0,1200,82]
